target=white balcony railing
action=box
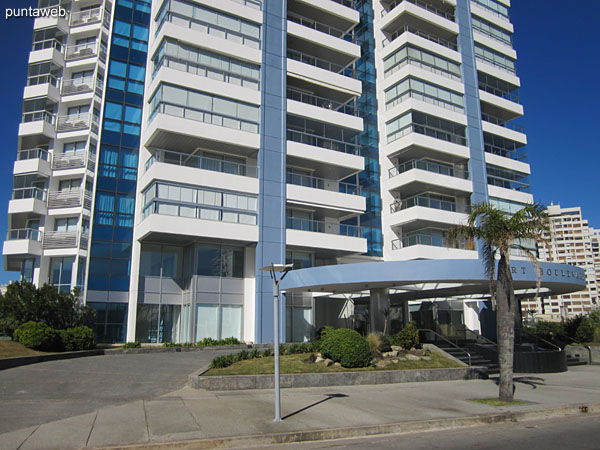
[56,113,97,132]
[12,187,47,201]
[52,150,96,171]
[17,148,50,162]
[61,76,95,95]
[42,230,89,250]
[65,42,98,61]
[47,189,92,210]
[69,6,102,26]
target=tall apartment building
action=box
[3,0,534,344]
[526,204,599,318]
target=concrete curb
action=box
[193,367,488,390]
[0,344,271,371]
[90,402,600,450]
[0,350,103,370]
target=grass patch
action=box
[204,352,463,376]
[0,340,49,358]
[471,398,528,407]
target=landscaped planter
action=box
[192,366,488,391]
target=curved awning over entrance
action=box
[280,259,586,300]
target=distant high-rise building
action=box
[4,0,542,343]
[528,204,599,318]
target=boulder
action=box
[391,346,402,352]
[406,354,420,361]
[382,350,399,358]
[376,360,392,368]
[315,356,325,363]
[421,356,432,361]
[334,362,342,367]
[324,359,334,367]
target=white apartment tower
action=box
[529,204,599,318]
[4,0,537,344]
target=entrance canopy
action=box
[280,259,586,300]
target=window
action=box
[54,217,79,231]
[383,44,461,80]
[21,259,35,283]
[385,77,463,112]
[195,304,242,341]
[59,179,81,191]
[196,244,244,278]
[50,257,74,292]
[63,141,87,154]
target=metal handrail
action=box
[534,329,592,363]
[382,0,455,21]
[287,48,356,77]
[287,11,354,42]
[461,327,497,348]
[521,329,562,352]
[287,87,358,116]
[419,328,471,366]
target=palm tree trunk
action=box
[496,253,515,402]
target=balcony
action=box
[145,149,258,178]
[389,159,469,180]
[391,195,463,213]
[22,110,56,126]
[42,231,88,250]
[286,217,367,254]
[382,24,457,51]
[65,42,101,61]
[288,11,355,42]
[12,187,47,202]
[391,232,472,250]
[32,38,63,53]
[56,113,98,133]
[484,143,526,162]
[6,228,43,242]
[287,129,360,155]
[287,172,360,195]
[481,112,524,132]
[47,189,92,210]
[381,0,455,22]
[3,228,43,257]
[17,148,50,163]
[286,217,361,237]
[287,48,356,77]
[61,76,96,96]
[287,88,358,116]
[27,73,60,89]
[387,120,467,147]
[52,150,96,171]
[69,6,102,27]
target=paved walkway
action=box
[0,359,599,450]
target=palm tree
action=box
[447,202,549,402]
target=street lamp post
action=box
[260,263,293,422]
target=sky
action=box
[0,1,598,285]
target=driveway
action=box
[0,350,231,434]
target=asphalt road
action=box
[244,413,600,450]
[0,350,232,434]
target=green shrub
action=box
[366,333,382,356]
[197,337,218,346]
[391,322,419,350]
[379,334,392,352]
[59,326,95,351]
[576,318,595,343]
[320,328,373,368]
[162,342,176,347]
[14,321,58,351]
[261,348,273,357]
[122,341,141,348]
[220,337,241,345]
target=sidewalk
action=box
[2,365,599,450]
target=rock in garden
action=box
[383,350,398,357]
[406,354,420,361]
[421,356,432,361]
[376,360,392,368]
[324,359,334,367]
[391,359,399,364]
[334,362,342,367]
[315,356,324,363]
[391,346,402,352]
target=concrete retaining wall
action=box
[0,350,104,370]
[193,367,488,390]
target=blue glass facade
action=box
[87,0,150,294]
[353,0,383,257]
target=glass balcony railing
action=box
[478,80,520,103]
[145,149,258,178]
[286,128,360,155]
[27,73,60,88]
[386,88,464,113]
[287,88,358,116]
[286,217,362,237]
[22,110,55,125]
[287,49,356,78]
[6,228,43,241]
[387,122,467,146]
[12,187,47,201]
[286,172,361,195]
[229,0,262,10]
[17,148,50,162]
[389,159,469,180]
[32,38,63,52]
[382,24,457,51]
[481,113,524,133]
[287,11,355,42]
[391,233,472,250]
[484,143,527,161]
[487,174,530,192]
[381,0,455,22]
[391,195,463,213]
